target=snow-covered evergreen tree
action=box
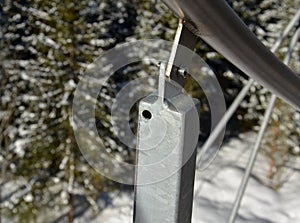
[1,0,137,222]
[1,0,299,221]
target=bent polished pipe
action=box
[162,0,300,110]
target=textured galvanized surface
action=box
[133,87,200,223]
[162,0,300,110]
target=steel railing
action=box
[162,0,300,110]
[160,0,300,222]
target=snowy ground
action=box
[76,132,300,223]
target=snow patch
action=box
[75,133,300,223]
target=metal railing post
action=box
[133,20,199,223]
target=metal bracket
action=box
[165,19,198,88]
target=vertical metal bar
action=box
[228,26,300,223]
[133,90,200,223]
[228,94,277,223]
[284,26,300,65]
[197,79,254,168]
[270,10,300,52]
[197,10,300,169]
[133,20,199,223]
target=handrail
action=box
[228,26,300,223]
[196,9,300,170]
[162,0,300,110]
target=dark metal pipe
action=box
[162,0,300,110]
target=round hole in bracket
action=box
[142,110,152,120]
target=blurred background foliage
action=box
[0,0,299,222]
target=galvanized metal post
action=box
[133,20,199,223]
[133,88,200,223]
